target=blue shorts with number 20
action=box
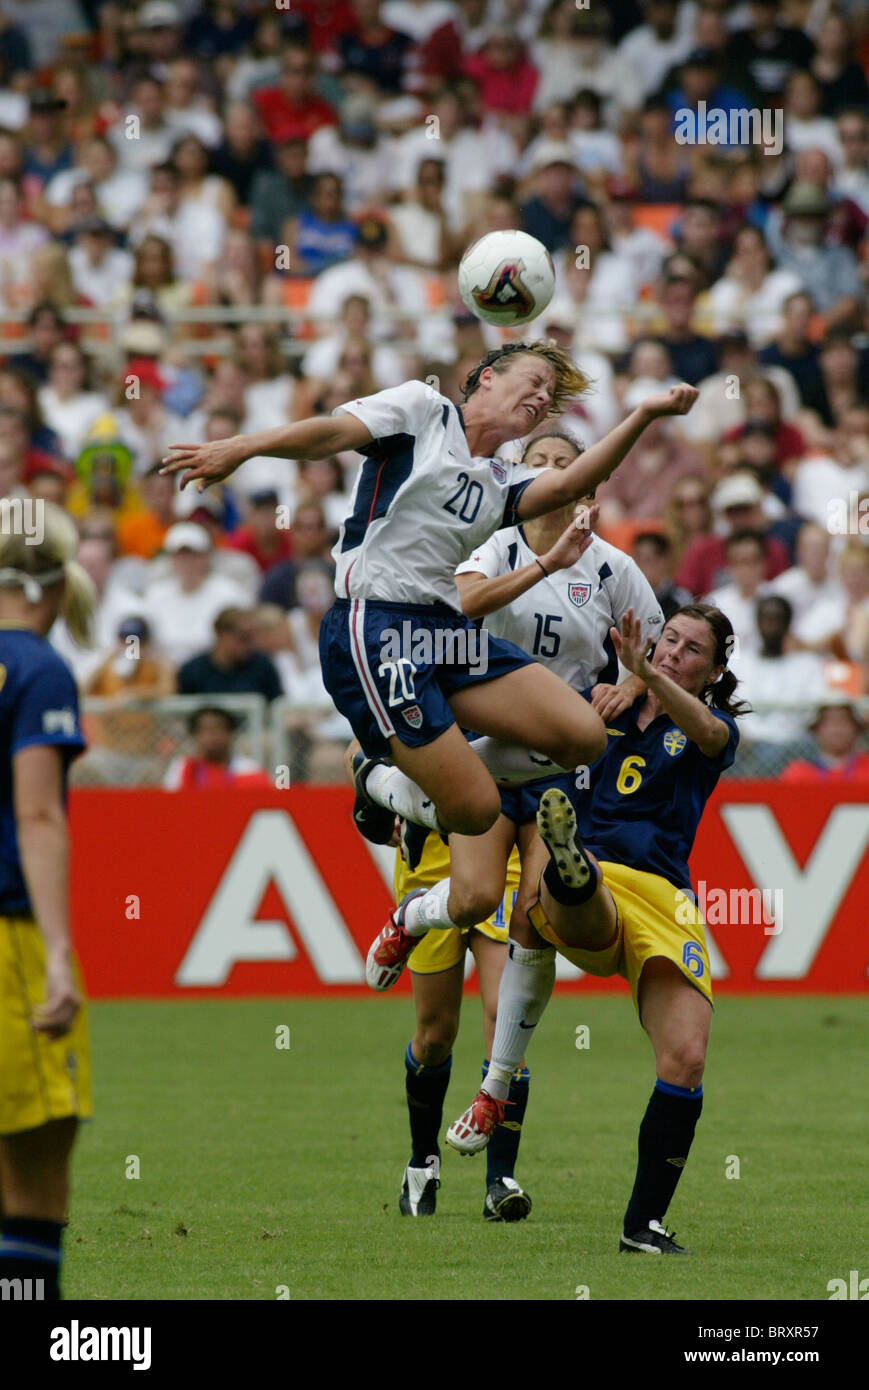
[319,597,536,759]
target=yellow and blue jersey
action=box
[0,626,85,916]
[574,695,739,896]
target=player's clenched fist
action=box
[639,383,699,420]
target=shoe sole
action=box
[619,1238,691,1254]
[352,756,397,845]
[484,1191,532,1223]
[537,788,592,894]
[365,890,427,991]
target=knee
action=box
[448,881,503,929]
[657,1042,706,1091]
[438,787,501,838]
[571,711,607,767]
[413,1017,458,1066]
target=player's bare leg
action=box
[0,1117,78,1299]
[620,960,710,1255]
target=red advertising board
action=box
[68,785,869,998]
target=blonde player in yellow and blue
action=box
[0,504,95,1299]
[447,603,748,1254]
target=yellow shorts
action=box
[529,861,714,1014]
[0,916,93,1136]
[395,834,522,975]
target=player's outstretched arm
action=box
[457,508,597,620]
[160,412,375,492]
[611,609,728,758]
[516,384,698,521]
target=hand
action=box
[590,681,636,721]
[542,504,599,572]
[32,953,80,1040]
[160,435,249,491]
[610,608,654,680]
[638,383,699,421]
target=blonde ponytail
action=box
[0,502,97,647]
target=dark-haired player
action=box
[448,604,748,1254]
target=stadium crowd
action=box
[0,0,866,783]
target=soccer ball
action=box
[458,230,556,327]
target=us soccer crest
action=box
[402,704,423,729]
[663,729,687,757]
[490,459,507,484]
[472,261,534,322]
[568,582,591,608]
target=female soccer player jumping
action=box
[446,604,747,1254]
[0,504,95,1299]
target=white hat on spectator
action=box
[163,522,211,554]
[711,473,764,512]
[622,375,680,412]
[138,1,181,26]
[529,140,578,173]
[173,486,222,520]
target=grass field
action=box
[67,994,868,1301]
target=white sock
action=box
[482,939,556,1101]
[469,736,570,785]
[366,764,441,829]
[403,878,457,937]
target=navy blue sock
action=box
[405,1041,451,1166]
[0,1216,63,1300]
[483,1060,530,1186]
[623,1079,703,1234]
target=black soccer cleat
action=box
[399,1155,440,1216]
[351,751,396,845]
[536,787,594,894]
[620,1219,691,1254]
[483,1177,532,1223]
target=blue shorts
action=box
[319,597,536,759]
[499,771,578,827]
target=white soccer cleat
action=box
[399,1154,440,1216]
[445,1088,507,1155]
[365,888,427,991]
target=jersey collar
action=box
[455,405,468,437]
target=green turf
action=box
[67,995,868,1300]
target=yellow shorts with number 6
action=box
[0,916,93,1136]
[529,862,714,1014]
[394,834,522,975]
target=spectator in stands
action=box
[519,141,583,255]
[177,605,283,703]
[816,332,869,429]
[631,531,693,622]
[705,225,803,349]
[143,521,251,667]
[782,698,869,782]
[796,543,869,669]
[671,199,728,289]
[282,170,358,277]
[116,463,176,559]
[253,40,337,144]
[0,174,49,307]
[0,368,63,461]
[757,289,827,417]
[336,2,413,94]
[722,375,805,471]
[654,275,719,385]
[704,530,770,657]
[259,502,335,611]
[248,135,313,246]
[22,89,73,193]
[567,89,625,188]
[42,135,148,235]
[113,357,186,477]
[792,403,869,528]
[163,706,271,789]
[84,614,175,700]
[227,489,293,575]
[133,161,225,282]
[387,157,450,272]
[110,234,192,317]
[810,11,869,118]
[597,384,705,525]
[68,216,134,309]
[833,109,869,218]
[664,473,713,571]
[172,132,234,223]
[732,593,829,751]
[553,200,638,355]
[463,29,539,117]
[725,0,814,100]
[109,76,176,173]
[766,182,863,333]
[7,302,65,385]
[781,70,842,168]
[767,521,844,647]
[618,0,693,104]
[302,215,431,346]
[234,324,296,434]
[676,471,791,597]
[212,102,274,208]
[224,14,284,101]
[626,98,691,203]
[37,341,108,462]
[163,60,224,150]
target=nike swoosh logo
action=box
[518,1020,535,1030]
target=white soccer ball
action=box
[458,229,556,327]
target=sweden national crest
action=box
[663,729,687,757]
[568,582,591,608]
[402,704,423,729]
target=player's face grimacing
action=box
[497,357,556,434]
[651,613,724,696]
